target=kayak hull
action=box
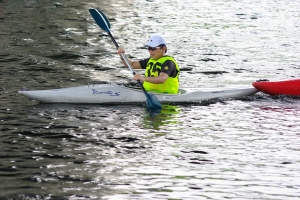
[252,79,300,96]
[18,84,258,104]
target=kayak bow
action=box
[252,79,300,96]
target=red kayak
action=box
[252,79,300,96]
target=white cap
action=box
[146,35,166,47]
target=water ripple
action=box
[0,0,300,199]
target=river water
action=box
[1,0,300,199]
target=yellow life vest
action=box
[143,56,180,94]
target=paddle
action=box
[89,8,162,111]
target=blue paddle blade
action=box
[89,8,111,32]
[138,81,162,110]
[145,93,162,111]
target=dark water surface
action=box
[1,0,300,199]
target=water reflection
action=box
[254,94,300,112]
[144,104,180,130]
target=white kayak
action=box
[18,84,258,104]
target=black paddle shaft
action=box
[107,32,119,49]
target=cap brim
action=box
[146,43,166,47]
